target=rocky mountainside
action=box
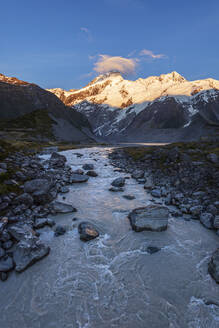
[49,72,219,142]
[0,74,95,143]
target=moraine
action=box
[0,146,219,328]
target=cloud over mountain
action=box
[94,55,137,75]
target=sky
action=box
[1,0,219,89]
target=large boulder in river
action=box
[128,205,169,232]
[50,201,77,214]
[111,177,125,187]
[208,248,219,283]
[49,152,67,168]
[13,237,50,273]
[78,221,99,241]
[24,178,57,204]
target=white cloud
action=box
[139,49,166,59]
[94,55,137,75]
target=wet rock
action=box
[206,205,217,216]
[13,237,50,273]
[128,205,169,232]
[34,218,50,229]
[200,212,214,229]
[49,152,67,168]
[123,195,135,200]
[190,205,203,219]
[59,186,70,193]
[208,248,219,283]
[82,164,94,170]
[50,201,77,214]
[0,217,8,234]
[86,170,98,177]
[0,272,8,281]
[207,153,218,164]
[55,225,66,236]
[2,240,13,250]
[111,177,125,187]
[8,224,34,241]
[78,221,99,241]
[72,169,84,175]
[151,189,161,198]
[70,174,89,183]
[131,169,144,179]
[13,193,34,207]
[109,187,124,192]
[147,246,161,254]
[0,255,14,272]
[144,177,153,190]
[213,216,219,229]
[24,178,56,205]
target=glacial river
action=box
[0,147,219,328]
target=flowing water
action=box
[0,147,219,328]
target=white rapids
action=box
[0,147,219,328]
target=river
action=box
[0,147,219,328]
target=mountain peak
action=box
[159,71,186,83]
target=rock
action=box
[131,169,144,179]
[2,240,13,250]
[24,178,56,205]
[70,174,89,183]
[200,212,214,229]
[0,272,8,281]
[0,217,8,234]
[151,189,161,198]
[0,162,7,170]
[123,195,135,200]
[13,237,50,273]
[144,177,153,190]
[213,216,219,229]
[208,248,219,283]
[109,187,124,192]
[82,164,94,170]
[0,247,6,258]
[50,201,77,213]
[190,205,203,218]
[42,146,58,154]
[147,246,161,254]
[13,193,34,207]
[34,218,54,229]
[0,256,14,272]
[86,170,98,177]
[207,153,218,164]
[72,169,84,175]
[128,205,169,232]
[59,186,70,193]
[78,222,99,241]
[55,225,66,236]
[206,205,217,216]
[8,224,34,241]
[49,152,67,168]
[111,177,125,187]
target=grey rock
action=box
[208,248,219,283]
[86,170,98,177]
[49,152,67,168]
[14,237,50,273]
[50,201,77,213]
[8,224,34,241]
[0,247,6,258]
[82,164,94,170]
[24,178,56,205]
[70,174,89,183]
[213,216,219,229]
[55,225,66,236]
[206,205,217,216]
[109,187,124,192]
[111,177,125,187]
[34,218,50,229]
[131,169,144,179]
[207,153,218,164]
[13,193,34,207]
[0,256,14,272]
[59,186,70,193]
[78,221,99,241]
[200,212,214,229]
[190,205,203,218]
[123,195,135,200]
[147,246,161,254]
[128,205,169,232]
[151,189,161,198]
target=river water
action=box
[0,147,219,328]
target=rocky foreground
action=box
[0,142,100,281]
[108,142,219,283]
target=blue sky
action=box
[1,0,219,89]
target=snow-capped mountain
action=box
[48,72,219,141]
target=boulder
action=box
[50,201,77,214]
[213,216,219,229]
[55,225,66,236]
[190,205,203,219]
[78,221,99,241]
[70,174,89,183]
[24,178,56,205]
[86,170,98,177]
[131,169,144,179]
[151,189,161,198]
[200,212,214,229]
[82,164,94,170]
[128,205,169,232]
[208,248,219,283]
[13,237,50,273]
[111,177,125,187]
[34,218,55,229]
[8,224,34,241]
[49,152,67,168]
[13,193,34,207]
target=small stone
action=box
[70,174,89,183]
[151,189,161,198]
[111,177,125,187]
[50,201,77,214]
[200,213,214,229]
[147,246,161,254]
[0,256,14,272]
[78,222,99,241]
[82,164,94,170]
[123,195,135,200]
[55,225,66,236]
[0,272,8,281]
[86,170,98,177]
[109,187,124,192]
